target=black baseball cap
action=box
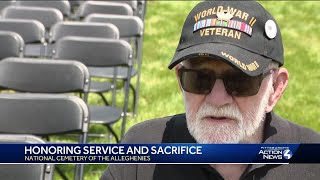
[169,1,284,76]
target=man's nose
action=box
[205,79,233,107]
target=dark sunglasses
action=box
[178,67,273,97]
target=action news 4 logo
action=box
[283,149,293,160]
[259,147,292,160]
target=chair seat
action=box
[89,81,113,93]
[89,105,122,124]
[88,67,137,79]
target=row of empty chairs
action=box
[0,1,145,134]
[0,0,145,115]
[0,35,133,141]
[0,0,146,20]
[0,1,147,179]
[0,56,132,180]
[0,31,134,179]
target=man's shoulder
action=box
[287,120,320,143]
[121,114,180,143]
[273,113,320,143]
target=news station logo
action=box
[283,149,293,160]
[259,147,292,160]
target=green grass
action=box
[55,1,320,179]
[259,1,320,129]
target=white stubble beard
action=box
[185,77,274,144]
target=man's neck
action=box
[210,119,266,179]
[211,164,248,180]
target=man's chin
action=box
[195,137,241,144]
[192,128,242,144]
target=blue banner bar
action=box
[0,144,319,164]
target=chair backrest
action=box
[16,0,71,16]
[0,31,24,59]
[76,1,133,18]
[53,36,133,67]
[0,93,89,136]
[2,6,63,29]
[85,14,143,68]
[0,134,53,180]
[0,57,90,93]
[95,0,137,11]
[49,21,119,43]
[105,0,145,18]
[0,19,45,44]
[85,14,143,37]
[93,1,145,20]
[0,0,15,12]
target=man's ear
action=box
[175,64,183,91]
[266,67,289,112]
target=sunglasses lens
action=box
[179,67,265,97]
[224,73,263,96]
[179,69,213,94]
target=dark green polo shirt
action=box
[101,112,320,180]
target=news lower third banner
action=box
[0,144,319,164]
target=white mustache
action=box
[196,103,243,122]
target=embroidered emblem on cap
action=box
[265,20,277,39]
[193,11,253,36]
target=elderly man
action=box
[101,1,320,180]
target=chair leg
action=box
[56,166,69,180]
[121,78,131,139]
[97,92,109,105]
[130,83,136,116]
[75,135,86,180]
[74,164,84,180]
[104,124,120,143]
[133,69,141,117]
[44,136,70,180]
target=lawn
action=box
[57,1,320,179]
[131,0,320,134]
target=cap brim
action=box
[169,43,271,76]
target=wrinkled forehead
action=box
[182,56,239,73]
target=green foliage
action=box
[259,1,320,129]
